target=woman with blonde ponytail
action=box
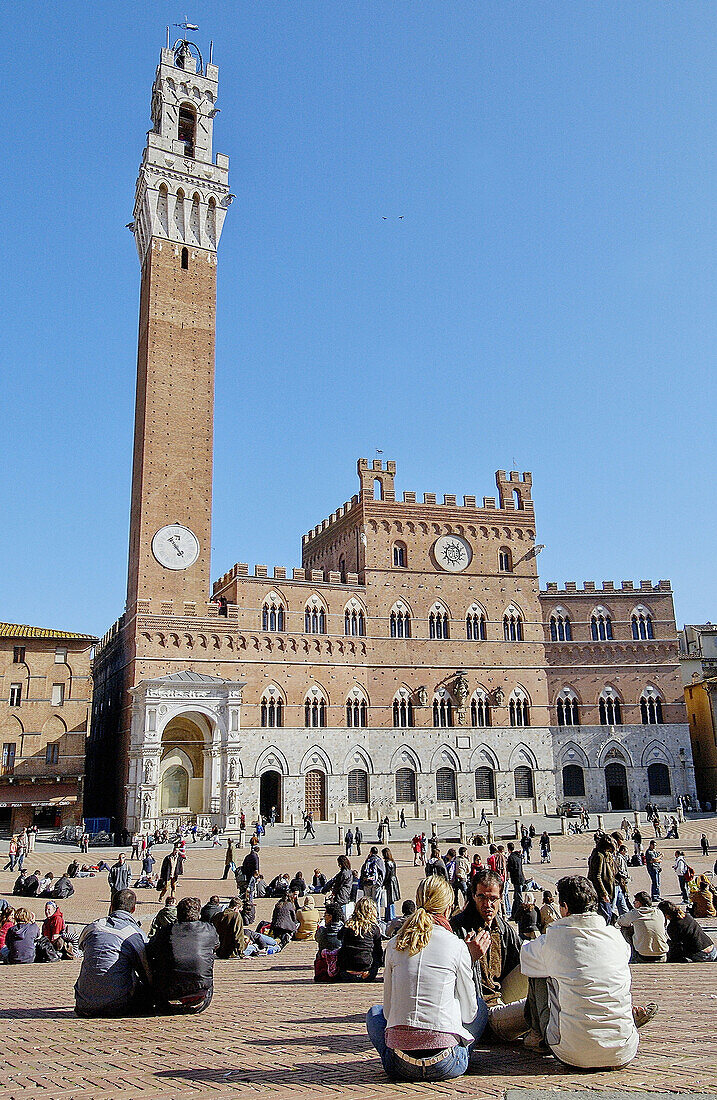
[366,876,488,1081]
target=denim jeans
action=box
[612,884,630,917]
[366,1001,489,1082]
[384,903,396,923]
[647,867,661,900]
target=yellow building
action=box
[680,624,717,808]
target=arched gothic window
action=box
[344,600,366,637]
[591,607,613,641]
[503,607,524,642]
[429,604,450,640]
[549,609,572,641]
[390,603,411,639]
[474,766,495,799]
[304,599,326,635]
[393,693,414,728]
[598,688,622,725]
[640,689,664,724]
[632,607,655,640]
[433,694,454,728]
[470,691,491,728]
[466,604,487,641]
[647,762,671,796]
[346,693,368,727]
[514,766,534,799]
[304,692,327,728]
[556,688,580,726]
[393,541,407,568]
[178,104,196,157]
[262,594,285,632]
[260,691,283,728]
[499,547,512,572]
[509,689,530,726]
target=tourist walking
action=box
[303,811,316,840]
[344,827,354,856]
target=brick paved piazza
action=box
[1,820,716,1099]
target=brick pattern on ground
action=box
[1,820,716,1098]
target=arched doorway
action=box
[260,771,282,822]
[160,714,208,821]
[605,762,630,810]
[304,770,326,820]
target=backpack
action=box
[685,863,695,880]
[35,936,60,963]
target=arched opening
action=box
[475,766,495,800]
[395,767,416,804]
[305,770,326,820]
[604,761,630,810]
[181,246,189,270]
[562,763,585,797]
[436,766,457,802]
[373,478,383,501]
[160,714,207,817]
[647,762,671,797]
[260,770,282,822]
[514,765,534,799]
[348,768,369,805]
[161,764,189,811]
[178,104,196,157]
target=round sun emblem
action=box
[433,534,472,573]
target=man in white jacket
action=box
[519,876,657,1069]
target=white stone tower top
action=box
[131,37,232,262]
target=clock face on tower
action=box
[151,524,200,570]
[433,534,472,573]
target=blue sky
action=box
[1,2,714,637]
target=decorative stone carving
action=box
[417,686,428,707]
[228,758,237,782]
[142,792,152,818]
[455,674,469,706]
[144,759,154,784]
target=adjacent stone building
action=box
[0,623,96,835]
[679,623,717,808]
[86,37,696,832]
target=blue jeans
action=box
[612,884,630,917]
[366,1001,489,1081]
[647,867,661,900]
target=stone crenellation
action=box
[215,565,363,589]
[302,462,534,547]
[542,580,672,595]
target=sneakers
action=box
[633,1002,659,1029]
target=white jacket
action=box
[520,912,639,1068]
[383,924,479,1044]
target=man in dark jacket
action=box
[147,896,219,1013]
[13,870,39,896]
[506,843,526,919]
[270,893,299,942]
[200,896,225,924]
[451,868,524,1033]
[52,873,75,899]
[240,844,260,886]
[75,889,151,1017]
[108,854,132,898]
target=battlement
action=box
[541,580,672,596]
[302,459,535,545]
[213,564,362,590]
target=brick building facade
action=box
[86,39,696,831]
[0,624,96,835]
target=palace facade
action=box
[86,38,695,831]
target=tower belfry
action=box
[126,38,231,613]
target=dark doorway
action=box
[33,806,61,828]
[260,771,282,822]
[604,762,630,811]
[0,807,11,836]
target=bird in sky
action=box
[382,215,404,220]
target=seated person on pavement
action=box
[617,891,669,962]
[147,896,219,1013]
[74,889,152,1017]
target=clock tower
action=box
[126,36,231,613]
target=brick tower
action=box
[126,35,231,613]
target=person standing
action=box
[645,840,663,902]
[3,836,18,873]
[158,844,183,901]
[130,833,141,860]
[700,833,710,856]
[344,827,354,857]
[672,850,690,904]
[399,808,406,829]
[539,832,551,864]
[303,811,316,840]
[382,847,401,923]
[108,853,132,899]
[506,842,526,919]
[520,831,532,864]
[354,824,363,857]
[633,825,643,861]
[587,834,617,924]
[222,838,236,881]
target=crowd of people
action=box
[2,811,716,1083]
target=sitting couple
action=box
[367,871,657,1082]
[75,889,217,1017]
